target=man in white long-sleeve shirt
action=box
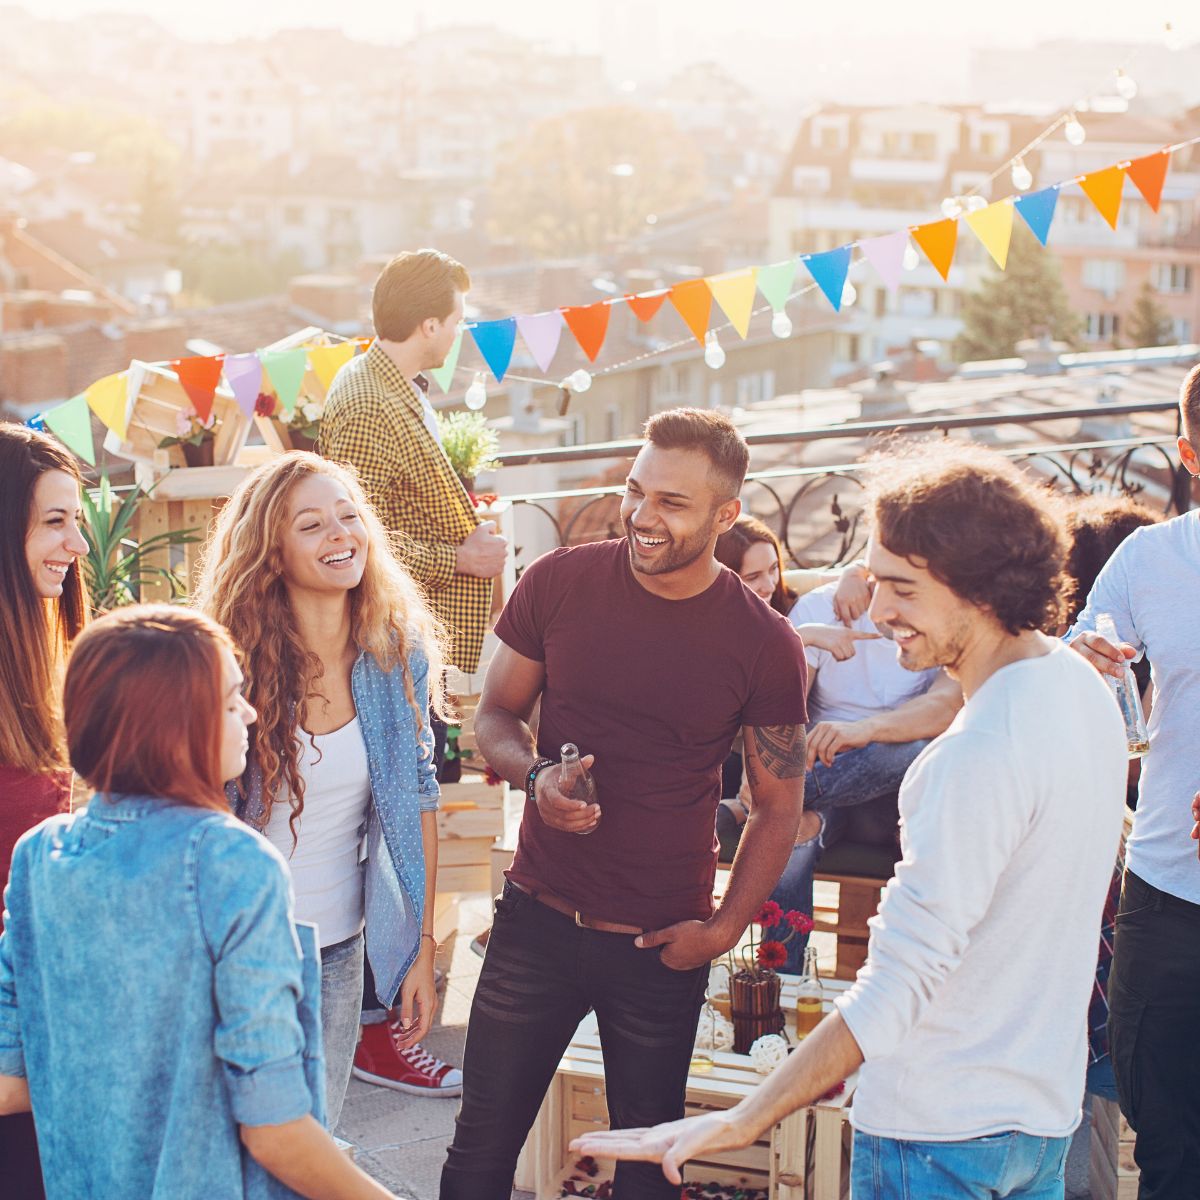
[571,442,1128,1200]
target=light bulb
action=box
[1011,158,1033,191]
[567,368,592,393]
[464,372,487,411]
[1114,70,1138,100]
[1064,113,1086,146]
[703,331,725,370]
[964,195,988,213]
[771,309,793,338]
[940,197,963,220]
[840,281,857,307]
[903,242,920,271]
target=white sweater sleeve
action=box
[836,729,1032,1061]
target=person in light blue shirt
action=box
[0,605,393,1200]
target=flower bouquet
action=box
[257,391,322,452]
[157,408,217,467]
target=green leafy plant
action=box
[436,411,501,486]
[80,474,201,610]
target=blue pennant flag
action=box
[800,246,853,312]
[468,318,518,382]
[1014,188,1059,247]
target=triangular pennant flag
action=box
[84,371,130,440]
[911,218,959,282]
[1079,166,1126,231]
[307,342,355,390]
[468,318,518,382]
[625,290,668,322]
[859,231,909,292]
[801,246,853,312]
[43,394,95,466]
[1126,150,1169,213]
[429,330,462,394]
[173,356,224,422]
[756,260,797,311]
[516,312,564,373]
[669,278,713,345]
[356,337,372,350]
[965,201,1015,270]
[260,348,309,413]
[224,353,263,419]
[561,302,611,362]
[707,268,758,339]
[1014,187,1059,246]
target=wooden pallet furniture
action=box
[1090,1095,1138,1200]
[435,779,508,896]
[811,841,896,981]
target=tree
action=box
[488,106,705,259]
[953,223,1083,362]
[1126,281,1174,348]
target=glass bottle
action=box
[690,1002,716,1074]
[794,947,824,1038]
[1095,613,1150,758]
[559,743,599,834]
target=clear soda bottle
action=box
[559,743,599,835]
[1095,613,1150,758]
[794,946,824,1038]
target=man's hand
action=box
[832,565,873,626]
[534,757,601,833]
[635,919,729,971]
[455,520,508,579]
[1069,630,1135,680]
[1191,791,1200,861]
[806,720,871,770]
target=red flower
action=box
[754,900,784,927]
[819,1080,846,1100]
[254,391,276,417]
[785,910,814,934]
[483,766,504,787]
[756,940,788,969]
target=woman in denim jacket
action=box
[195,453,453,1126]
[0,605,392,1199]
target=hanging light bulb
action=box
[1114,70,1138,100]
[464,372,487,410]
[566,368,592,393]
[840,281,857,307]
[703,331,726,370]
[1011,157,1033,191]
[940,196,964,220]
[771,309,793,339]
[903,241,920,271]
[1064,113,1086,146]
[964,194,988,213]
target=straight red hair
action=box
[64,606,234,810]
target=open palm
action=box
[569,1112,744,1186]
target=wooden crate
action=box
[436,781,509,895]
[1090,1096,1138,1200]
[516,977,856,1200]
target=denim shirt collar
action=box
[86,792,176,821]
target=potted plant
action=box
[436,410,501,497]
[157,408,217,467]
[255,392,323,453]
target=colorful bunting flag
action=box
[801,246,853,312]
[260,348,309,413]
[84,371,130,440]
[561,303,611,362]
[625,291,669,322]
[1126,150,1169,213]
[859,232,909,292]
[173,356,224,422]
[707,269,758,339]
[308,342,356,390]
[1014,188,1058,246]
[515,312,564,373]
[429,330,463,394]
[965,201,1015,270]
[224,353,263,419]
[469,318,518,382]
[43,394,95,466]
[756,260,797,312]
[1079,166,1126,231]
[669,278,713,345]
[911,218,959,282]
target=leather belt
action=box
[512,882,645,936]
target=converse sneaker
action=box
[352,1023,463,1097]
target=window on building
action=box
[1082,259,1126,298]
[283,204,304,226]
[1153,263,1193,294]
[603,405,620,442]
[911,132,937,157]
[978,131,1001,158]
[816,125,843,151]
[874,288,888,318]
[1085,312,1121,341]
[1171,317,1192,344]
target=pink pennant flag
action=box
[223,353,263,420]
[859,231,909,292]
[515,312,564,374]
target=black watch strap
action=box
[525,757,556,805]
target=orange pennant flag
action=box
[561,302,611,362]
[625,291,669,322]
[669,279,714,345]
[911,218,958,282]
[1126,151,1170,213]
[1079,166,1126,231]
[173,356,224,421]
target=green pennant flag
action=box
[259,348,309,413]
[429,330,463,394]
[43,394,96,465]
[756,260,798,311]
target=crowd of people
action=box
[0,246,1197,1200]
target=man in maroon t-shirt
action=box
[441,409,809,1200]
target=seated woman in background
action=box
[0,605,392,1200]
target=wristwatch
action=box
[525,757,556,805]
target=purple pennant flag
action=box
[516,311,565,374]
[224,353,263,419]
[860,231,909,293]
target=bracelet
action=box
[420,933,438,950]
[525,756,555,806]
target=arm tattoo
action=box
[749,725,807,780]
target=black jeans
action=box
[440,881,708,1200]
[1108,870,1200,1200]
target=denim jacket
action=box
[231,645,439,1010]
[0,797,322,1200]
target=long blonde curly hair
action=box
[194,452,450,829]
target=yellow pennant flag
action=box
[706,268,759,340]
[85,371,131,441]
[1079,166,1126,231]
[307,342,356,390]
[965,201,1014,270]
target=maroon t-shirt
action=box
[496,538,808,928]
[0,766,70,932]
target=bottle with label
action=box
[794,947,824,1039]
[559,743,599,834]
[1094,613,1150,758]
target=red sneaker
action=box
[352,1023,463,1097]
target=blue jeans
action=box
[851,1131,1071,1199]
[321,931,365,1131]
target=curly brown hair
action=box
[866,439,1067,635]
[1062,493,1158,624]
